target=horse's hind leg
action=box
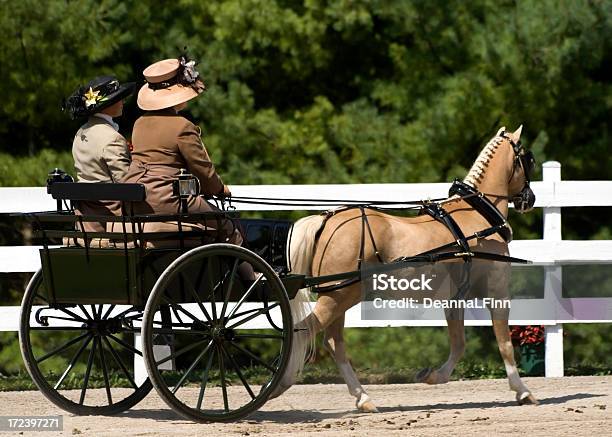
[323,315,378,413]
[415,309,465,384]
[491,317,539,405]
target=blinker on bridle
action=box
[499,130,536,212]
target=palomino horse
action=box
[271,126,539,411]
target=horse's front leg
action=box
[323,315,378,413]
[415,308,465,384]
[491,316,539,405]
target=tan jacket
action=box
[71,115,131,233]
[72,115,131,183]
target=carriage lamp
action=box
[46,168,74,211]
[172,169,200,214]
[46,168,74,190]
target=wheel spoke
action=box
[156,338,209,366]
[102,336,138,390]
[53,335,93,389]
[230,305,268,320]
[36,332,89,363]
[55,307,89,323]
[217,344,229,412]
[229,341,276,373]
[196,347,215,410]
[160,297,200,324]
[226,274,264,320]
[234,333,284,340]
[227,302,279,329]
[220,344,255,400]
[99,337,113,405]
[171,340,213,395]
[180,273,213,324]
[108,334,142,356]
[79,337,98,405]
[169,303,185,325]
[102,304,116,320]
[91,304,101,320]
[172,303,202,323]
[78,305,93,320]
[207,257,219,320]
[220,259,239,322]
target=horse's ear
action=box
[510,125,523,142]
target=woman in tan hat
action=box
[122,54,240,244]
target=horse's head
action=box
[501,125,536,213]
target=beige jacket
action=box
[71,115,131,233]
[72,115,130,183]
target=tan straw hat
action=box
[137,56,205,111]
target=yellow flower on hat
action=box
[84,87,101,108]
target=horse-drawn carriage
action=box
[18,126,539,422]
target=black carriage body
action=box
[22,181,297,420]
[39,218,293,306]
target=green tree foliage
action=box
[0,1,611,377]
[0,0,609,187]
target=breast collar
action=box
[448,179,512,243]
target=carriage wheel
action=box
[142,243,293,422]
[19,270,153,415]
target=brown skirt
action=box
[121,161,242,244]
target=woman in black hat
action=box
[64,76,135,232]
[65,76,136,183]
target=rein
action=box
[299,180,521,294]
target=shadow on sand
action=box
[118,392,604,424]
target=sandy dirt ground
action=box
[0,376,609,436]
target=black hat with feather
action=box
[63,76,136,120]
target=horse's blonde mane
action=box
[463,127,506,188]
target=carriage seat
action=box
[49,182,221,249]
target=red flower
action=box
[510,325,544,346]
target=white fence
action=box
[1,161,611,378]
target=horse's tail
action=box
[287,214,326,276]
[271,214,326,398]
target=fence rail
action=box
[1,161,611,379]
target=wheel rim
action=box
[142,244,293,422]
[19,270,152,414]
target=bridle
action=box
[499,131,536,213]
[501,131,535,183]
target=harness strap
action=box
[359,207,384,266]
[421,202,471,255]
[357,207,366,269]
[311,250,530,294]
[449,180,512,242]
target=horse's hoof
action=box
[516,392,539,405]
[358,400,379,413]
[356,394,379,413]
[415,367,436,384]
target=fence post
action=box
[542,161,564,377]
[134,333,147,386]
